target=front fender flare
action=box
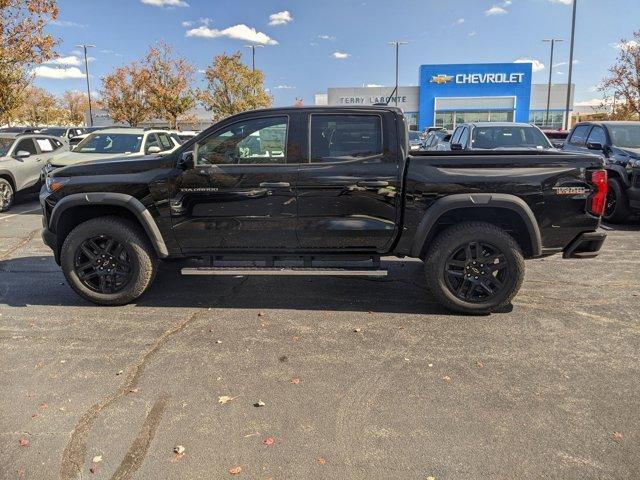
[49,192,169,258]
[409,193,542,258]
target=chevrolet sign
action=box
[430,74,453,84]
[430,72,525,85]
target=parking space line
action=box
[0,207,41,221]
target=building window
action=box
[434,110,514,130]
[528,110,565,129]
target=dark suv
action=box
[562,121,640,222]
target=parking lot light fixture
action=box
[245,44,264,72]
[76,44,95,127]
[543,38,563,128]
[387,41,408,106]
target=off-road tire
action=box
[424,221,525,314]
[60,216,157,305]
[0,178,14,212]
[603,178,631,224]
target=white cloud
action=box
[46,55,81,66]
[514,58,545,72]
[332,51,350,60]
[186,24,278,45]
[32,66,85,79]
[181,20,194,27]
[273,84,294,89]
[612,40,639,50]
[141,0,188,7]
[183,17,210,27]
[503,0,512,5]
[574,98,609,107]
[485,6,507,15]
[553,59,579,67]
[318,34,336,41]
[468,31,477,37]
[365,83,384,87]
[548,0,572,4]
[50,19,86,28]
[452,18,465,26]
[268,11,293,26]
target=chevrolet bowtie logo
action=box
[430,74,454,84]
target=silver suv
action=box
[0,133,67,212]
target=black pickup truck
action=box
[40,106,608,314]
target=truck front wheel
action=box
[424,222,525,314]
[60,216,158,306]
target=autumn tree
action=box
[599,31,640,120]
[101,62,151,127]
[144,42,195,129]
[199,52,272,121]
[17,86,62,125]
[0,0,59,123]
[60,90,90,125]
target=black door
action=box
[296,111,401,252]
[170,114,301,252]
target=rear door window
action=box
[157,133,174,151]
[568,125,592,146]
[310,114,382,163]
[459,127,470,148]
[36,138,55,152]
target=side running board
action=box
[181,267,387,277]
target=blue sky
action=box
[35,0,640,108]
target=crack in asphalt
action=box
[0,229,38,261]
[110,394,171,480]
[59,310,202,480]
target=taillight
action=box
[589,169,608,216]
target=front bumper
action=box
[562,230,607,259]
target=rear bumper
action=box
[562,230,607,259]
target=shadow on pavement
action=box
[0,256,457,315]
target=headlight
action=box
[45,176,70,192]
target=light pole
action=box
[564,0,577,130]
[387,41,408,106]
[543,38,563,127]
[244,44,264,72]
[76,44,95,127]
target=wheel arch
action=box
[50,193,169,260]
[0,170,16,191]
[410,194,542,259]
[606,165,630,187]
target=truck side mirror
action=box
[450,143,463,151]
[178,151,194,170]
[587,142,603,151]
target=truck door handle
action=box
[357,180,389,187]
[259,182,291,188]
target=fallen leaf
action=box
[278,355,288,363]
[426,477,436,480]
[216,340,222,344]
[116,370,124,376]
[612,431,624,441]
[427,363,434,368]
[174,445,185,454]
[242,432,260,438]
[229,465,242,475]
[290,378,300,385]
[218,395,237,405]
[129,388,139,394]
[39,403,49,409]
[31,413,40,419]
[19,438,29,447]
[92,455,103,463]
[263,437,275,446]
[258,311,265,317]
[254,400,266,407]
[90,464,99,474]
[442,375,451,382]
[475,361,484,368]
[353,328,362,333]
[292,336,300,341]
[316,457,326,465]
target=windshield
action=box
[0,138,14,156]
[472,126,552,149]
[74,133,143,154]
[409,131,421,142]
[41,128,66,137]
[607,124,640,149]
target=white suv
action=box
[48,128,179,169]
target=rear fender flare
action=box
[410,193,542,258]
[606,164,630,188]
[49,192,169,258]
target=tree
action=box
[60,90,90,126]
[101,62,151,127]
[599,31,640,120]
[144,42,195,129]
[0,0,59,123]
[199,52,272,121]
[17,86,62,125]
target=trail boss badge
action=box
[553,186,589,195]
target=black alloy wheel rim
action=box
[74,235,133,294]
[604,189,616,217]
[444,241,509,303]
[0,182,12,210]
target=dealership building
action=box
[317,63,574,131]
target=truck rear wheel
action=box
[60,216,157,306]
[424,222,525,314]
[603,178,631,223]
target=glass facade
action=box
[528,110,565,130]
[434,110,514,130]
[405,112,419,131]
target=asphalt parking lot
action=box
[1,194,639,480]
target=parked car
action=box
[0,133,67,211]
[0,126,39,134]
[422,126,444,138]
[40,106,608,314]
[45,128,180,171]
[449,122,554,151]
[542,129,569,149]
[562,121,640,222]
[408,130,423,151]
[39,127,86,144]
[422,129,452,151]
[167,130,199,144]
